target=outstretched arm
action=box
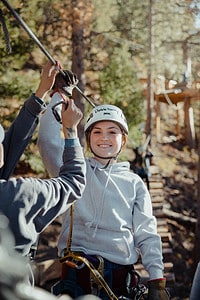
[0,62,59,180]
[0,97,85,256]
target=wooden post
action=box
[155,96,161,142]
[184,97,195,148]
[71,0,86,146]
[176,110,180,137]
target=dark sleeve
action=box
[0,144,86,256]
[0,94,46,180]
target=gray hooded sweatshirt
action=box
[38,92,164,280]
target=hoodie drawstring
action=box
[85,163,113,237]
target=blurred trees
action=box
[0,0,200,170]
[99,43,144,135]
[0,0,73,173]
[1,0,200,294]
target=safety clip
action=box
[51,101,68,124]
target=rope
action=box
[61,202,118,300]
[60,252,118,300]
[66,203,74,253]
[0,8,12,53]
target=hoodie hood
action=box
[87,157,130,172]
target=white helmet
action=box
[0,124,5,143]
[85,104,128,134]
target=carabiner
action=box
[51,101,68,124]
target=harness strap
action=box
[59,204,147,300]
[66,203,74,253]
[90,255,104,295]
[60,203,118,300]
[60,252,118,300]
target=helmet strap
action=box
[90,151,116,170]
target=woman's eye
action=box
[93,130,101,134]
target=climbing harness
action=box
[60,252,119,300]
[51,101,68,124]
[54,204,147,300]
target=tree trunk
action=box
[71,0,86,146]
[146,0,154,141]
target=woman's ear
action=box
[122,134,127,147]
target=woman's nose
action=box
[101,132,109,140]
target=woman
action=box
[38,103,169,300]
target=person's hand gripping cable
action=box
[51,70,79,124]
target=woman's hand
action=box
[61,98,83,139]
[35,61,61,99]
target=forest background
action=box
[0,0,200,299]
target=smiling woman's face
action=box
[89,121,125,164]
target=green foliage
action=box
[0,0,200,175]
[24,150,46,174]
[16,133,47,176]
[113,0,149,47]
[99,43,145,131]
[109,0,200,81]
[0,71,39,100]
[0,1,47,102]
[0,0,72,175]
